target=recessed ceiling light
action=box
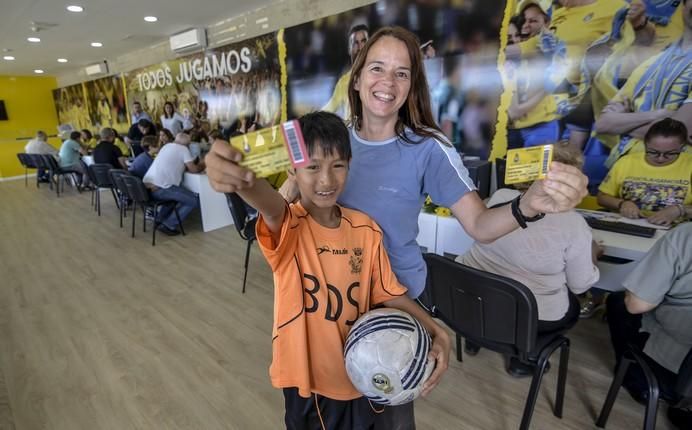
[34,69,44,74]
[27,37,41,43]
[144,16,158,23]
[3,55,15,60]
[57,58,68,63]
[90,42,103,47]
[66,5,84,12]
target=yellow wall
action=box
[0,75,59,178]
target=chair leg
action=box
[173,206,186,236]
[630,351,660,430]
[119,197,124,228]
[152,214,157,247]
[97,189,101,216]
[554,339,570,418]
[241,239,253,293]
[456,334,463,362]
[596,358,632,428]
[25,168,28,187]
[131,202,137,238]
[56,174,61,197]
[519,337,566,430]
[142,206,147,233]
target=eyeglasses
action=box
[645,149,682,159]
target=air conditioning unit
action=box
[85,62,108,76]
[170,28,207,53]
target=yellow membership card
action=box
[504,145,553,185]
[229,120,310,178]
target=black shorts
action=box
[283,388,385,430]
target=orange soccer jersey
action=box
[256,201,407,400]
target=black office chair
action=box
[41,154,81,197]
[28,153,50,189]
[16,153,38,187]
[88,163,119,216]
[424,254,570,430]
[108,169,132,228]
[226,193,258,294]
[121,175,185,246]
[596,345,692,430]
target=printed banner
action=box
[52,83,90,131]
[84,75,129,134]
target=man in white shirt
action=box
[25,130,58,182]
[143,133,205,235]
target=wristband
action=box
[678,204,686,218]
[511,195,545,229]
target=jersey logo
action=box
[350,248,363,274]
[317,245,349,256]
[583,13,594,23]
[317,245,331,255]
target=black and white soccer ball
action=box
[344,308,435,406]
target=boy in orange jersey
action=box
[233,111,450,429]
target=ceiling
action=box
[0,0,277,77]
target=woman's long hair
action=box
[347,26,448,145]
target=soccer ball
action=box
[344,308,435,406]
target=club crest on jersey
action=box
[350,248,363,274]
[583,13,593,23]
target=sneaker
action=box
[580,294,605,319]
[145,208,155,221]
[157,225,181,236]
[505,356,551,378]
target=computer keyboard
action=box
[584,217,656,238]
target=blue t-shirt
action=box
[339,127,475,298]
[58,139,81,168]
[128,152,154,178]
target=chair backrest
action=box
[226,192,257,241]
[41,154,60,171]
[109,169,131,199]
[89,163,114,188]
[424,253,538,356]
[675,347,692,405]
[120,175,150,204]
[28,153,48,170]
[17,153,37,168]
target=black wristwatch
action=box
[511,195,545,229]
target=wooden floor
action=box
[0,179,675,430]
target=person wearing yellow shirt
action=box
[592,1,684,151]
[595,0,692,166]
[321,24,369,120]
[507,0,631,150]
[597,118,691,226]
[507,0,568,148]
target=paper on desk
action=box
[576,209,671,230]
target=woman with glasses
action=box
[598,118,691,226]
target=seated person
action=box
[126,118,157,156]
[58,131,91,188]
[92,128,128,169]
[606,223,692,430]
[128,136,159,179]
[24,130,57,181]
[457,143,601,376]
[80,129,96,152]
[143,133,205,236]
[158,128,175,147]
[597,118,691,226]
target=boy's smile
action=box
[296,144,349,227]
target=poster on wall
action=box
[52,83,90,132]
[500,0,685,188]
[123,32,283,137]
[283,0,506,159]
[83,75,129,134]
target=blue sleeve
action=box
[422,137,475,207]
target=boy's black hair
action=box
[645,118,689,146]
[298,111,351,160]
[69,131,82,140]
